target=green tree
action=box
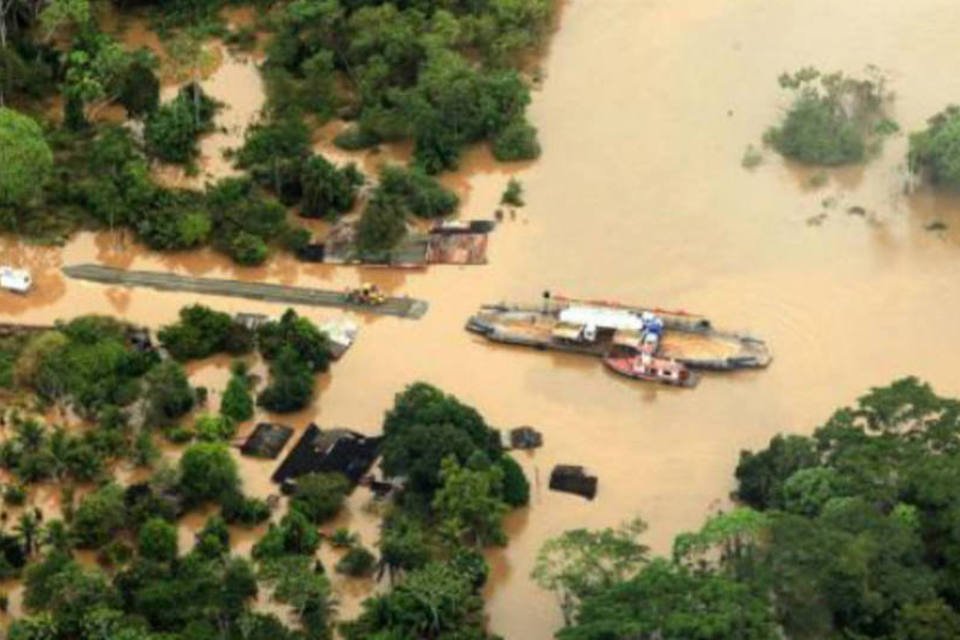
[260,556,335,639]
[177,442,239,505]
[0,107,52,206]
[138,517,178,563]
[144,360,195,426]
[557,559,776,640]
[299,155,362,219]
[289,472,350,524]
[71,482,125,549]
[432,456,508,547]
[354,193,407,255]
[909,105,960,189]
[532,517,649,625]
[220,364,254,422]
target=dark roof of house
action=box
[271,424,383,486]
[241,423,294,459]
[549,465,598,500]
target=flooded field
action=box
[6,0,960,637]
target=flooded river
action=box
[7,0,960,637]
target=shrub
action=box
[333,126,381,151]
[138,517,178,563]
[492,117,541,161]
[355,194,407,255]
[257,309,332,373]
[300,155,363,219]
[378,165,459,218]
[909,106,960,189]
[220,367,254,422]
[158,305,254,361]
[257,347,315,413]
[228,231,269,266]
[145,84,220,164]
[221,491,271,526]
[194,413,236,442]
[329,527,358,549]
[144,361,195,426]
[72,482,126,549]
[501,178,524,206]
[178,442,239,505]
[764,67,893,166]
[3,484,26,506]
[289,472,350,524]
[497,455,530,507]
[335,545,376,577]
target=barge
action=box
[466,296,771,372]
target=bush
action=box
[144,361,196,426]
[138,517,178,563]
[118,60,160,118]
[378,165,459,218]
[145,84,220,164]
[194,413,236,442]
[493,117,541,161]
[909,105,960,189]
[329,527,358,549]
[220,366,254,422]
[0,107,53,207]
[333,126,381,151]
[3,484,26,506]
[335,545,376,577]
[221,490,271,526]
[257,309,332,373]
[299,155,363,219]
[497,455,530,507]
[764,68,893,166]
[72,482,126,549]
[178,442,239,505]
[289,472,350,524]
[159,305,254,361]
[257,347,315,413]
[501,178,524,206]
[355,194,407,255]
[228,230,269,265]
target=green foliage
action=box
[257,308,333,373]
[138,517,178,563]
[734,433,818,510]
[764,67,893,166]
[260,555,335,639]
[501,177,523,206]
[145,83,220,164]
[257,346,315,413]
[194,413,236,442]
[377,164,459,218]
[252,510,320,560]
[557,558,776,640]
[432,456,509,547]
[909,106,960,189]
[230,230,269,265]
[496,455,529,507]
[290,472,350,524]
[220,490,271,526]
[335,545,376,577]
[117,60,160,118]
[144,360,195,426]
[492,117,541,161]
[354,193,408,254]
[159,304,254,361]
[220,364,254,422]
[205,176,290,261]
[533,517,649,624]
[235,115,311,196]
[0,107,53,207]
[72,482,126,549]
[300,155,363,219]
[177,442,239,505]
[341,561,486,640]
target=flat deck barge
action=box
[466,298,770,371]
[63,264,429,319]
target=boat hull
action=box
[466,302,772,371]
[603,355,699,388]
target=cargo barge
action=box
[465,296,771,373]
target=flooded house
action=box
[240,422,294,459]
[272,424,383,493]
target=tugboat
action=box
[601,314,698,387]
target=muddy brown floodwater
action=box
[7,0,960,637]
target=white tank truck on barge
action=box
[465,294,771,387]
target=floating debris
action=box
[806,213,828,226]
[925,220,948,232]
[846,205,867,216]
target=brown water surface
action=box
[6,1,960,637]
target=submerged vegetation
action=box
[764,67,896,166]
[909,105,960,189]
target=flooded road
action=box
[7,0,960,637]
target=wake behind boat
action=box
[466,295,771,385]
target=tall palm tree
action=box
[15,511,39,557]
